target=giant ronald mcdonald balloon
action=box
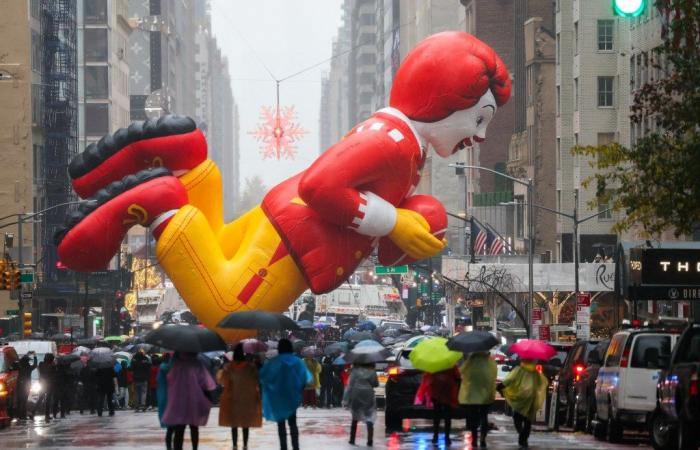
[56,32,511,341]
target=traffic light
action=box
[11,269,20,290]
[0,260,5,290]
[612,0,646,17]
[3,269,11,290]
[22,312,32,337]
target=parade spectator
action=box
[116,360,129,409]
[148,354,161,409]
[38,353,56,421]
[498,359,548,449]
[342,363,378,446]
[15,352,37,420]
[459,352,497,448]
[95,363,117,417]
[130,350,151,412]
[156,353,173,450]
[217,343,262,450]
[319,356,334,408]
[416,367,461,446]
[161,352,217,450]
[79,360,96,414]
[302,355,321,408]
[332,363,345,407]
[54,359,75,418]
[259,338,312,450]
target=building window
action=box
[557,190,561,214]
[84,0,108,25]
[84,29,108,62]
[31,31,41,72]
[30,0,40,19]
[597,132,615,145]
[31,85,42,124]
[85,103,109,136]
[598,20,614,51]
[574,22,579,55]
[556,86,560,116]
[515,196,524,239]
[85,66,109,99]
[574,78,579,111]
[556,138,561,169]
[597,76,614,107]
[598,191,613,220]
[556,33,560,65]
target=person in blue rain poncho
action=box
[259,338,312,450]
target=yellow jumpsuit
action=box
[156,159,308,341]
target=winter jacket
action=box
[130,353,151,382]
[343,366,378,422]
[217,361,262,428]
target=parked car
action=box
[594,327,680,442]
[572,339,610,432]
[650,322,700,450]
[551,339,602,429]
[0,343,19,426]
[375,359,389,408]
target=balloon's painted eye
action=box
[476,116,484,126]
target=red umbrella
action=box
[509,339,556,360]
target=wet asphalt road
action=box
[0,407,651,449]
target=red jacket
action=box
[262,108,426,294]
[415,367,461,409]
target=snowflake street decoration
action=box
[248,105,308,160]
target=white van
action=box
[594,328,680,442]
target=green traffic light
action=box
[613,0,646,17]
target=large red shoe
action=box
[56,168,188,272]
[69,115,207,199]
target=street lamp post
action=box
[0,200,88,320]
[502,190,613,338]
[449,163,535,337]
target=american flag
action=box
[471,219,488,255]
[489,235,505,255]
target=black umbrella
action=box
[145,324,226,353]
[57,353,80,365]
[130,343,154,354]
[218,310,300,330]
[446,331,499,354]
[345,345,392,364]
[345,330,376,342]
[324,342,349,356]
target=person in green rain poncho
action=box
[497,360,548,449]
[459,352,497,448]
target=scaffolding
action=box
[40,0,77,280]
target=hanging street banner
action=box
[441,258,615,293]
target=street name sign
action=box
[375,265,408,274]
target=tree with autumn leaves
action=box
[574,0,700,237]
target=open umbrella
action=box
[218,310,300,330]
[408,337,462,374]
[508,339,556,361]
[292,340,306,352]
[301,346,321,358]
[241,338,268,354]
[381,337,397,346]
[354,339,385,349]
[72,346,91,355]
[357,320,377,331]
[49,333,71,341]
[332,355,347,366]
[131,343,154,354]
[89,347,115,368]
[382,328,401,338]
[346,343,392,364]
[145,324,227,353]
[114,351,132,362]
[345,330,375,342]
[296,320,314,329]
[324,342,349,356]
[57,353,80,365]
[446,331,499,354]
[104,336,124,343]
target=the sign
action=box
[641,248,700,286]
[20,272,34,283]
[576,293,591,339]
[576,323,590,340]
[539,325,551,341]
[532,308,543,323]
[21,291,33,300]
[375,265,408,275]
[466,299,485,308]
[476,321,491,327]
[630,285,700,301]
[6,309,18,315]
[576,293,591,307]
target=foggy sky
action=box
[210,0,343,191]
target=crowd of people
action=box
[9,332,548,450]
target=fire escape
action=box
[40,0,77,281]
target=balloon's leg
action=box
[155,204,308,342]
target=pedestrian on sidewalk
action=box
[156,353,173,450]
[319,356,334,408]
[79,360,96,414]
[54,359,75,418]
[116,360,129,409]
[15,352,37,420]
[415,366,461,446]
[161,352,217,450]
[95,363,117,417]
[302,355,321,408]
[259,338,312,450]
[37,353,57,421]
[342,363,378,446]
[498,360,548,449]
[130,350,151,412]
[217,343,262,450]
[459,352,497,448]
[148,354,161,410]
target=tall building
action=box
[507,1,557,260]
[556,0,630,262]
[349,0,379,124]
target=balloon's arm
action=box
[298,130,410,237]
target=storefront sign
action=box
[538,325,550,341]
[641,248,700,285]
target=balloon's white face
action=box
[414,90,497,158]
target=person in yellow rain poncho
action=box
[459,352,497,448]
[497,360,548,449]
